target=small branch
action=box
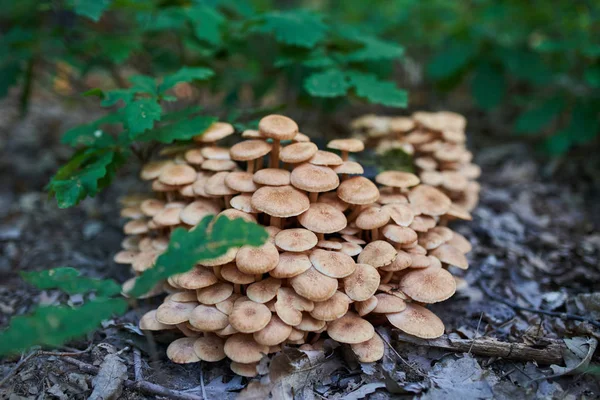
[133,347,143,382]
[394,332,566,365]
[61,357,204,400]
[480,281,600,328]
[376,328,427,377]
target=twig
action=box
[375,329,427,377]
[61,357,204,400]
[479,281,600,328]
[133,347,143,382]
[468,312,484,355]
[394,332,566,365]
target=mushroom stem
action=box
[310,333,321,344]
[166,192,175,202]
[213,265,222,280]
[309,192,318,203]
[255,274,263,282]
[381,270,393,284]
[270,216,281,228]
[234,284,241,294]
[247,159,255,174]
[255,155,264,171]
[270,139,281,168]
[224,195,232,209]
[371,228,379,241]
[347,205,363,222]
[341,150,349,161]
[316,232,324,241]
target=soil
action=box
[0,93,599,399]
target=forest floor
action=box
[0,94,599,399]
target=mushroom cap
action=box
[201,159,237,172]
[229,300,272,333]
[141,160,173,180]
[379,193,408,205]
[224,334,269,363]
[140,199,165,217]
[230,140,272,161]
[309,249,356,278]
[230,194,260,213]
[167,291,200,303]
[296,313,326,332]
[139,309,174,331]
[159,164,197,186]
[246,278,281,303]
[351,334,384,363]
[201,146,231,160]
[337,177,380,205]
[275,229,318,252]
[358,240,397,268]
[293,132,311,142]
[192,175,213,197]
[258,115,298,141]
[193,336,226,362]
[383,204,415,227]
[290,267,338,302]
[408,185,451,217]
[253,168,291,186]
[409,253,432,268]
[342,263,380,301]
[235,242,279,274]
[420,171,444,186]
[375,171,420,189]
[156,301,198,325]
[197,282,234,304]
[310,291,351,321]
[251,185,310,218]
[241,129,263,139]
[333,161,364,175]
[230,362,258,377]
[172,267,218,289]
[380,250,412,271]
[225,171,259,193]
[355,296,378,316]
[291,163,339,193]
[124,219,149,235]
[216,209,257,224]
[114,250,136,265]
[195,122,234,143]
[215,293,242,315]
[309,150,343,166]
[153,206,182,227]
[189,304,229,331]
[418,231,446,250]
[447,232,472,253]
[372,293,407,313]
[318,192,349,212]
[298,203,347,234]
[121,206,144,219]
[274,287,314,326]
[389,117,415,133]
[317,240,343,250]
[382,225,418,245]
[180,200,220,226]
[445,204,473,221]
[280,142,318,164]
[339,242,363,257]
[205,172,238,196]
[386,303,445,339]
[220,263,256,284]
[356,207,391,230]
[167,338,200,364]
[253,315,292,346]
[184,148,205,165]
[269,252,312,279]
[400,267,456,303]
[327,312,375,344]
[327,138,365,153]
[430,244,468,269]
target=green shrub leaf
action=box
[564,102,600,146]
[254,10,327,48]
[136,115,218,143]
[347,71,408,107]
[21,267,121,297]
[0,298,128,355]
[61,112,122,148]
[515,97,565,135]
[584,65,600,88]
[125,99,162,138]
[427,42,476,80]
[129,75,157,95]
[186,6,225,46]
[304,69,350,97]
[344,37,404,62]
[72,0,112,22]
[101,89,136,107]
[471,63,505,110]
[128,215,268,297]
[159,67,215,93]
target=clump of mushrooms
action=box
[115,114,475,377]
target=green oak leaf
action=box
[253,10,327,48]
[137,115,218,143]
[347,71,408,107]
[159,67,215,93]
[427,42,476,80]
[21,267,121,297]
[471,63,505,110]
[124,99,162,138]
[72,0,112,21]
[514,97,565,135]
[304,69,350,98]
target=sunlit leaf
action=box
[159,67,215,93]
[124,98,162,138]
[21,267,121,297]
[136,115,218,143]
[72,0,112,22]
[347,71,408,107]
[253,10,327,48]
[304,69,350,97]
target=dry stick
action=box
[479,281,600,329]
[375,329,427,378]
[133,347,143,382]
[394,333,565,365]
[61,357,204,400]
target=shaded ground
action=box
[0,94,599,399]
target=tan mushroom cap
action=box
[389,117,415,132]
[229,194,259,213]
[317,240,343,250]
[246,278,281,303]
[141,160,173,180]
[159,164,197,186]
[229,301,272,333]
[383,203,414,227]
[290,267,338,302]
[197,282,234,304]
[274,287,314,326]
[193,336,226,362]
[358,241,397,268]
[251,185,310,217]
[156,301,197,325]
[333,161,364,175]
[293,132,310,142]
[236,242,279,274]
[409,215,436,232]
[194,122,234,143]
[351,334,385,363]
[152,179,179,193]
[153,206,182,226]
[269,252,312,279]
[310,249,356,278]
[253,315,292,346]
[275,229,318,252]
[280,142,318,164]
[230,140,272,161]
[217,209,257,224]
[124,219,149,235]
[379,193,408,205]
[355,296,378,316]
[201,159,237,172]
[400,267,456,303]
[327,138,365,153]
[253,168,291,186]
[140,199,165,217]
[310,291,351,321]
[375,171,420,189]
[139,309,175,331]
[418,231,446,250]
[184,148,205,165]
[290,163,339,193]
[258,115,298,140]
[327,312,375,344]
[408,185,451,217]
[309,150,343,166]
[445,204,473,221]
[337,177,380,205]
[131,251,159,272]
[215,293,242,315]
[430,244,468,269]
[298,203,347,234]
[225,171,258,193]
[224,333,269,364]
[189,304,229,331]
[167,338,200,364]
[339,242,363,257]
[319,192,349,212]
[342,263,380,301]
[409,253,431,268]
[241,129,263,139]
[200,146,231,161]
[220,263,256,284]
[381,250,412,271]
[180,200,220,226]
[356,207,390,230]
[121,206,144,219]
[192,175,213,197]
[167,291,199,303]
[230,362,258,377]
[447,232,472,253]
[205,172,238,196]
[114,250,136,264]
[172,267,218,289]
[386,303,445,339]
[372,293,407,313]
[382,225,418,245]
[296,313,326,332]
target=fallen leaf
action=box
[89,354,128,400]
[422,354,494,400]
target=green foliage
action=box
[254,10,328,48]
[124,99,162,138]
[129,215,268,297]
[72,0,113,21]
[21,267,121,297]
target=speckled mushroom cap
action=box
[310,291,351,321]
[258,115,298,140]
[358,241,397,268]
[167,338,201,364]
[235,242,279,274]
[224,334,269,364]
[327,138,365,154]
[327,312,375,344]
[298,203,347,233]
[337,177,380,205]
[356,207,390,230]
[193,336,226,362]
[291,163,339,193]
[275,229,318,252]
[280,142,318,164]
[230,140,272,161]
[400,267,456,303]
[229,301,272,333]
[253,168,291,186]
[375,171,420,189]
[342,264,380,301]
[309,249,356,278]
[386,302,445,339]
[251,185,310,217]
[290,267,338,302]
[139,310,175,331]
[408,185,451,216]
[253,315,292,346]
[194,122,234,143]
[309,150,343,166]
[350,334,385,363]
[225,171,259,193]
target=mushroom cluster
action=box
[115,114,474,377]
[351,111,481,211]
